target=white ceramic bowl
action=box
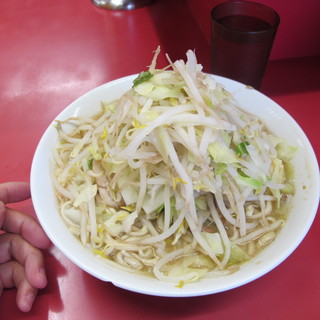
[31,75,319,297]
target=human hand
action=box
[0,182,51,312]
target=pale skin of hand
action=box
[0,182,51,312]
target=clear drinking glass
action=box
[211,1,280,89]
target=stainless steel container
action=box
[92,0,154,10]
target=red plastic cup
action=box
[211,1,280,89]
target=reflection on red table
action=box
[0,1,319,319]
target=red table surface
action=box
[0,1,319,319]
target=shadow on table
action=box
[261,55,320,96]
[101,278,258,320]
[148,0,211,72]
[36,249,65,315]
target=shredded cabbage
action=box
[53,47,296,285]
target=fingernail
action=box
[23,292,36,312]
[0,201,5,213]
[38,267,47,287]
[39,267,46,277]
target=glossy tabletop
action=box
[0,1,319,319]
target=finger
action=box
[0,182,31,204]
[0,260,38,312]
[0,233,48,289]
[0,207,51,249]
